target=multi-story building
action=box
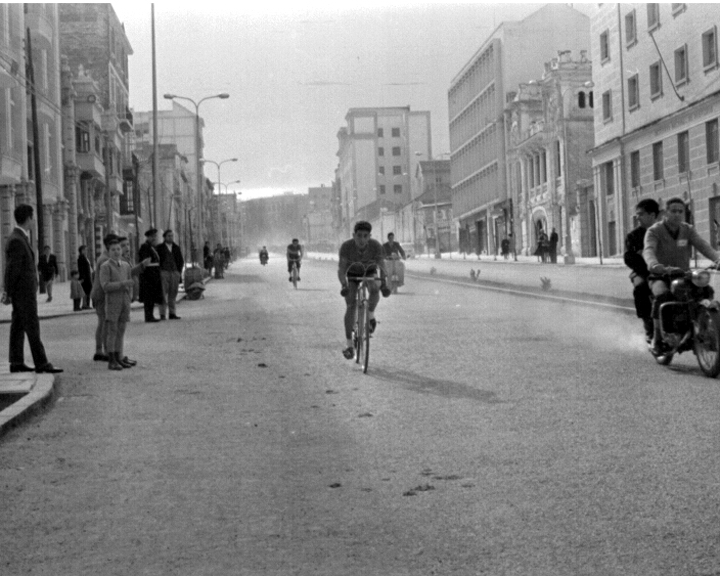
[0,4,65,278]
[413,159,452,255]
[590,3,720,256]
[208,192,239,255]
[304,184,335,250]
[448,4,590,256]
[243,193,309,252]
[336,106,431,237]
[59,3,134,252]
[505,50,595,260]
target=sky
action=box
[114,1,593,201]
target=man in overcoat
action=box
[156,229,184,320]
[138,228,163,322]
[77,245,93,309]
[2,204,62,373]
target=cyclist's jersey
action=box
[287,243,303,261]
[339,238,384,277]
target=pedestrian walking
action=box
[99,236,150,370]
[77,245,93,309]
[549,228,559,263]
[156,229,184,320]
[89,233,117,361]
[37,245,59,301]
[70,270,84,311]
[138,228,163,322]
[534,231,549,263]
[1,204,63,374]
[500,237,510,260]
[203,241,212,276]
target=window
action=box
[678,131,689,173]
[600,30,610,62]
[647,3,660,30]
[602,90,612,122]
[391,127,400,137]
[379,185,386,195]
[392,146,401,156]
[392,165,401,175]
[625,10,637,46]
[589,91,594,108]
[707,119,719,164]
[378,166,385,175]
[578,91,586,108]
[650,62,663,98]
[378,147,384,157]
[556,140,562,176]
[393,184,402,194]
[653,141,664,181]
[76,125,90,153]
[630,150,640,188]
[703,27,718,70]
[675,44,688,84]
[1,5,9,47]
[604,162,614,195]
[377,128,383,137]
[628,74,639,110]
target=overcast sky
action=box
[114,1,592,201]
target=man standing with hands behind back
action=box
[156,229,184,320]
[138,228,163,323]
[2,204,63,373]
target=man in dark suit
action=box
[156,229,184,320]
[38,245,59,302]
[2,204,62,373]
[138,228,163,322]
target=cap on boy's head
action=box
[163,229,173,239]
[354,221,372,233]
[116,236,127,243]
[103,233,119,248]
[106,236,121,246]
[145,228,158,238]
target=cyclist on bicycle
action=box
[286,238,303,282]
[259,246,268,264]
[338,221,391,359]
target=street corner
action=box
[0,372,56,437]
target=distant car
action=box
[400,242,415,259]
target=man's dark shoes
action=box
[108,353,123,371]
[118,356,134,368]
[121,356,137,367]
[35,363,63,374]
[10,363,34,373]
[145,317,160,323]
[169,314,181,320]
[368,318,377,334]
[93,353,109,362]
[342,347,354,359]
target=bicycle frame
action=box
[345,262,380,373]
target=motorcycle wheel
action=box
[654,350,674,366]
[694,308,720,377]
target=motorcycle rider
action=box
[382,232,406,287]
[643,196,720,355]
[259,246,268,264]
[624,199,659,343]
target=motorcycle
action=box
[650,267,720,377]
[385,254,404,294]
[259,253,268,266]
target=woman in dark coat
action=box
[138,228,164,322]
[77,245,93,309]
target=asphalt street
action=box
[2,258,720,575]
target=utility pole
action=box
[26,29,44,250]
[151,3,159,228]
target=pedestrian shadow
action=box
[368,367,502,404]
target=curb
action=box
[0,374,56,438]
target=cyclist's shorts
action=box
[346,263,378,279]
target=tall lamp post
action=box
[163,92,230,263]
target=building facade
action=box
[448,4,590,257]
[590,3,720,256]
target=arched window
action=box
[578,91,586,108]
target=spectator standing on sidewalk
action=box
[138,228,163,322]
[77,245,93,309]
[99,236,150,370]
[89,233,117,361]
[38,245,59,302]
[2,204,63,374]
[549,228,559,264]
[70,270,84,311]
[203,241,212,276]
[156,229,184,320]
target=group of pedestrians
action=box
[534,228,559,263]
[203,241,231,279]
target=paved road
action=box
[2,258,720,575]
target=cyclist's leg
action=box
[344,286,358,342]
[367,281,380,312]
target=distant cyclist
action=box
[338,221,391,359]
[286,238,303,282]
[259,246,268,264]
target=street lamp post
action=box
[163,92,229,264]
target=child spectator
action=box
[99,237,149,370]
[70,270,84,311]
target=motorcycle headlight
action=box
[692,270,711,288]
[671,278,685,294]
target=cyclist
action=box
[259,246,268,264]
[338,221,391,359]
[382,232,406,287]
[643,196,720,354]
[286,238,303,281]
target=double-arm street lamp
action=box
[201,157,238,196]
[163,92,229,263]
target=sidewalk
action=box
[0,272,212,436]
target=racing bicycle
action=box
[346,262,379,373]
[290,260,299,289]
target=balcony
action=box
[76,151,105,178]
[118,107,133,134]
[25,11,53,47]
[0,153,23,185]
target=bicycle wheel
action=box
[362,297,370,373]
[292,263,298,289]
[355,300,364,365]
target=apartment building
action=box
[590,3,720,255]
[0,4,65,278]
[59,3,134,254]
[505,51,595,260]
[243,193,310,251]
[336,106,431,237]
[448,4,589,256]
